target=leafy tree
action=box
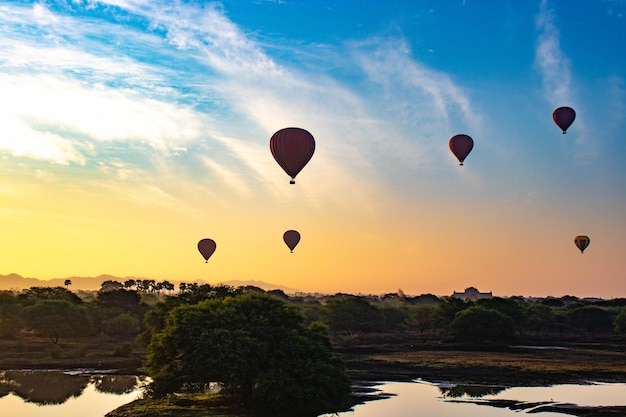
[95,289,142,314]
[324,296,383,334]
[541,297,565,307]
[159,280,175,293]
[144,293,352,415]
[433,296,472,333]
[407,305,435,335]
[405,293,440,306]
[615,306,626,334]
[137,284,243,348]
[524,303,557,334]
[18,287,82,306]
[0,292,23,338]
[123,279,137,290]
[379,305,408,331]
[449,306,515,344]
[568,306,613,334]
[476,297,526,333]
[100,280,124,292]
[102,313,141,337]
[23,300,93,344]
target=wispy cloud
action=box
[0,0,480,210]
[534,0,602,163]
[534,0,572,105]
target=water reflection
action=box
[0,371,142,406]
[322,380,626,417]
[93,375,141,395]
[438,383,506,398]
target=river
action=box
[1,370,625,416]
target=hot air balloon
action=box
[270,127,315,184]
[283,230,301,253]
[198,238,216,262]
[553,106,576,134]
[449,134,474,166]
[574,235,590,254]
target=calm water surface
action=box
[2,370,626,417]
[321,379,626,417]
[0,370,146,417]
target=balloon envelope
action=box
[198,238,216,262]
[553,106,576,134]
[449,134,474,165]
[574,235,590,253]
[270,127,315,184]
[283,230,301,253]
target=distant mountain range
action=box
[0,273,301,294]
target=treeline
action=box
[2,282,626,346]
[2,282,626,415]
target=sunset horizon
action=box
[1,1,624,299]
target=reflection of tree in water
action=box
[3,370,89,405]
[93,375,138,394]
[439,384,506,398]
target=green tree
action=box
[137,284,242,347]
[524,303,557,334]
[568,306,613,334]
[324,296,383,334]
[144,293,352,415]
[100,280,124,292]
[433,296,472,334]
[615,306,626,334]
[0,292,23,338]
[476,297,526,333]
[102,313,142,337]
[449,306,515,344]
[18,286,81,306]
[407,305,435,335]
[95,289,142,314]
[23,300,93,344]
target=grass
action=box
[0,334,143,372]
[107,393,258,417]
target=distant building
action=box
[452,287,492,300]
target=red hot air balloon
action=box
[574,235,590,254]
[449,134,474,166]
[198,238,216,262]
[283,230,301,253]
[270,127,315,184]
[553,106,576,134]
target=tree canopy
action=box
[22,300,93,344]
[144,292,353,415]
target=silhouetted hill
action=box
[0,273,300,294]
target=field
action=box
[335,331,626,385]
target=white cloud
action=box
[534,0,572,105]
[0,73,204,161]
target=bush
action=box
[102,313,141,337]
[69,343,89,358]
[47,344,62,359]
[449,306,515,344]
[113,342,133,357]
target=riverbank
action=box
[3,332,625,384]
[3,333,626,417]
[0,335,143,374]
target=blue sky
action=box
[0,0,625,297]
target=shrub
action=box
[113,342,133,357]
